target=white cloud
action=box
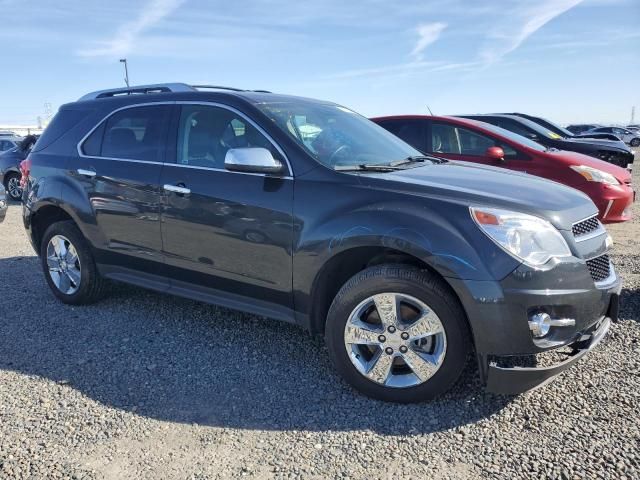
[78,0,186,57]
[479,0,585,64]
[411,22,447,60]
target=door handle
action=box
[163,184,191,195]
[77,168,96,178]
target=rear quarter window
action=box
[32,107,93,152]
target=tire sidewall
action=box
[40,221,96,304]
[4,172,22,201]
[325,266,469,403]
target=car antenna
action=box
[427,105,434,115]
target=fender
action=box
[292,193,521,323]
[25,171,100,251]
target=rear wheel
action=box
[3,172,22,201]
[631,138,640,147]
[325,265,470,403]
[40,221,108,304]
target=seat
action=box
[103,128,138,157]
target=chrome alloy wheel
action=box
[7,176,22,200]
[343,293,447,388]
[46,235,82,295]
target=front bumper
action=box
[486,310,612,394]
[447,255,621,394]
[585,182,635,224]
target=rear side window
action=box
[81,105,171,162]
[32,108,90,152]
[378,120,427,152]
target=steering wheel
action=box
[328,145,352,167]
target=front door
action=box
[427,121,537,175]
[160,104,294,308]
[70,104,171,277]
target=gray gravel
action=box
[1,159,639,479]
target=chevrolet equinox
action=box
[21,84,620,402]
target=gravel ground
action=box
[1,158,639,480]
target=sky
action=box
[0,0,638,126]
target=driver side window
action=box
[176,105,281,168]
[431,123,519,158]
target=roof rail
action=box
[78,83,196,101]
[191,85,245,92]
[78,83,273,102]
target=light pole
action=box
[119,58,130,88]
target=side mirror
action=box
[486,146,505,162]
[224,147,285,175]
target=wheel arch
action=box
[307,245,472,343]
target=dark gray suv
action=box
[21,84,620,402]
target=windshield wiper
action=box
[335,164,405,172]
[390,155,446,166]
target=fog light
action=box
[529,313,552,338]
[528,313,576,338]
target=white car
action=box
[585,126,640,147]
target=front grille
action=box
[572,216,601,237]
[586,254,611,282]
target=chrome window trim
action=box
[76,100,293,177]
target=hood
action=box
[546,150,632,183]
[368,161,597,231]
[563,136,630,152]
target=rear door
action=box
[70,104,171,279]
[159,103,294,309]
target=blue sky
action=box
[1,0,638,126]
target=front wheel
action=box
[40,221,108,305]
[325,265,470,403]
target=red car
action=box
[372,115,634,223]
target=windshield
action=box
[534,117,574,138]
[254,100,424,169]
[511,116,563,140]
[474,121,547,152]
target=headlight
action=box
[570,165,620,185]
[470,207,571,266]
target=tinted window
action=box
[82,122,105,156]
[431,122,519,158]
[97,106,170,162]
[176,105,282,168]
[379,120,426,152]
[32,108,91,153]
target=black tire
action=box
[3,172,22,201]
[631,138,640,147]
[40,220,108,305]
[325,265,470,403]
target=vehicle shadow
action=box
[0,255,513,435]
[620,287,639,323]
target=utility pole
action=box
[631,106,636,125]
[119,58,130,88]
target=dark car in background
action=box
[1,135,38,201]
[458,114,634,169]
[567,124,601,135]
[504,114,621,143]
[21,83,619,402]
[372,115,634,223]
